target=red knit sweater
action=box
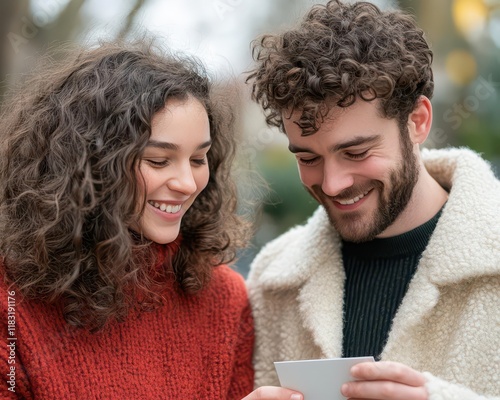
[0,265,254,399]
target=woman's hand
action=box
[242,386,303,400]
[340,360,428,400]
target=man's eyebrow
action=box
[146,139,212,151]
[288,135,381,154]
[288,143,313,154]
[330,135,381,152]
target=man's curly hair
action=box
[0,38,250,331]
[248,0,434,134]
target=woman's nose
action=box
[167,164,197,195]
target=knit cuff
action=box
[423,372,492,400]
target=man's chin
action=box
[324,208,381,243]
[335,226,375,243]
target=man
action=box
[245,1,500,399]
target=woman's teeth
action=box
[149,201,182,213]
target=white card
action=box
[274,356,375,400]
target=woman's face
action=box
[133,96,211,244]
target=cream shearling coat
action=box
[247,148,500,399]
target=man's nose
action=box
[321,161,354,197]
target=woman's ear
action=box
[408,96,432,145]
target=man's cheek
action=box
[298,167,318,188]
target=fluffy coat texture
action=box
[1,265,254,399]
[247,148,500,399]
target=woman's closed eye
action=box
[191,156,207,166]
[145,159,170,168]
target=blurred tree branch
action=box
[0,0,29,99]
[38,0,87,44]
[0,0,151,105]
[117,0,150,40]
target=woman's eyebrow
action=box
[146,139,212,151]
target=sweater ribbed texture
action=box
[341,209,443,360]
[0,265,254,399]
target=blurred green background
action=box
[1,0,499,276]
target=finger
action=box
[241,386,303,400]
[350,361,426,387]
[341,379,428,400]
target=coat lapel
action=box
[297,247,345,358]
[296,208,345,358]
[383,148,500,358]
[258,207,346,358]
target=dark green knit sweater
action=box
[341,209,443,360]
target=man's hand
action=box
[340,361,428,400]
[241,386,303,400]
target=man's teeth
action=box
[149,201,182,213]
[337,190,370,205]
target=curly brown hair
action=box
[248,0,434,134]
[0,38,250,330]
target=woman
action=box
[0,39,254,399]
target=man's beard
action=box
[309,134,419,242]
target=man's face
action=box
[283,99,419,242]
